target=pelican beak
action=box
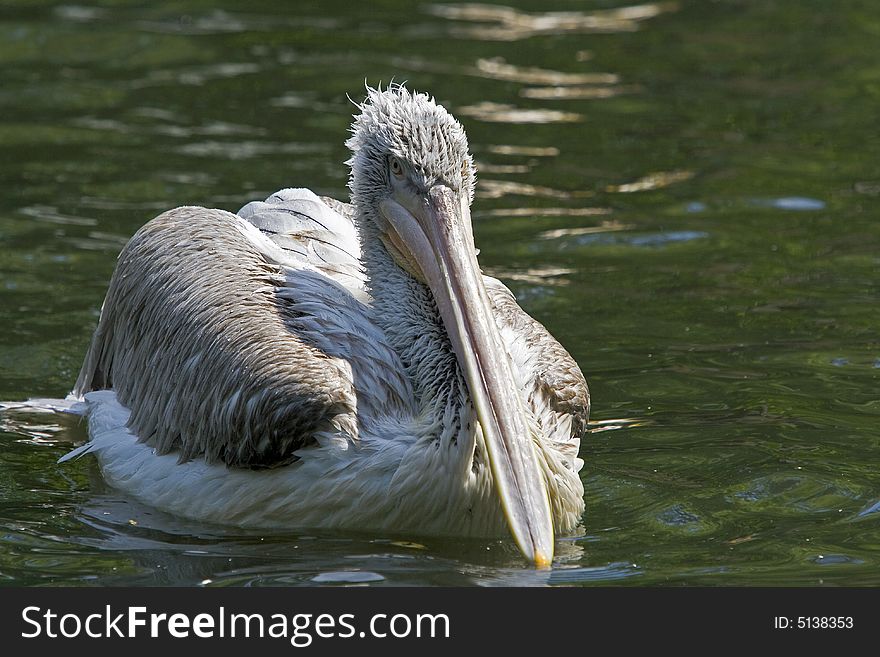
[379,185,554,568]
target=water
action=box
[1,0,879,586]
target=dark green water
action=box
[1,0,878,586]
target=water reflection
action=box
[538,221,631,241]
[176,141,329,159]
[548,562,642,584]
[483,266,574,286]
[134,10,339,36]
[457,101,582,123]
[53,5,106,22]
[57,493,592,586]
[485,145,559,157]
[477,179,593,200]
[472,57,619,86]
[426,2,679,40]
[474,161,531,174]
[520,85,640,100]
[134,63,262,87]
[757,197,826,211]
[546,230,710,248]
[606,170,695,193]
[476,207,611,218]
[18,205,97,227]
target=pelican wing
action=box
[484,277,590,458]
[238,188,364,291]
[75,192,364,468]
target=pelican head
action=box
[346,85,554,567]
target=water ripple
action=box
[483,266,574,286]
[472,57,619,86]
[520,85,640,100]
[476,207,611,219]
[457,102,582,124]
[176,141,329,159]
[478,179,593,200]
[18,206,97,227]
[607,170,695,193]
[747,197,826,211]
[426,2,680,41]
[485,145,559,157]
[312,571,385,584]
[550,230,709,248]
[548,561,642,584]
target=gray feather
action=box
[484,278,590,441]
[75,205,359,468]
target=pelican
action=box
[65,85,589,567]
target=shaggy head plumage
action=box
[346,84,476,213]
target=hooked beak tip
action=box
[533,550,552,569]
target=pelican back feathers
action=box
[75,204,359,468]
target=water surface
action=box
[1,0,879,586]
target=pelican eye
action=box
[389,156,404,178]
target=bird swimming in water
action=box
[65,84,589,568]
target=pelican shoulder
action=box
[483,276,589,462]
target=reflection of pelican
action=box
[67,85,589,567]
